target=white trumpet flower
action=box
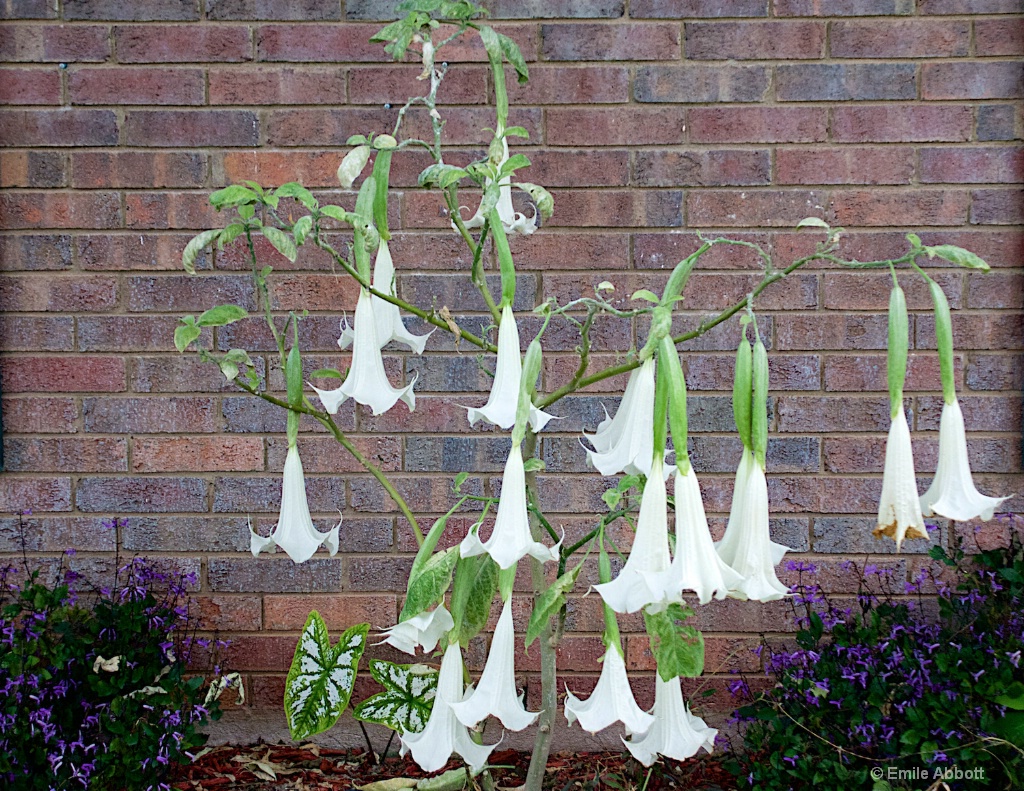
[715,449,790,602]
[667,465,744,604]
[874,408,929,551]
[312,288,416,416]
[379,604,455,656]
[465,304,554,432]
[450,598,538,731]
[460,444,560,570]
[400,642,497,774]
[459,138,537,236]
[594,455,677,614]
[920,399,1009,523]
[340,240,433,355]
[564,644,655,736]
[250,444,340,564]
[623,673,717,767]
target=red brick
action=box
[115,24,251,62]
[977,104,1021,142]
[207,0,341,20]
[4,437,127,473]
[75,476,207,513]
[0,24,110,62]
[777,63,916,102]
[191,595,262,632]
[0,109,119,147]
[221,150,341,187]
[832,106,973,143]
[546,189,682,228]
[686,21,823,59]
[967,272,1024,310]
[0,477,72,513]
[214,473,345,513]
[69,67,205,106]
[831,20,969,58]
[122,515,250,552]
[917,313,1024,351]
[77,233,210,271]
[209,556,341,594]
[916,230,1024,269]
[689,107,825,143]
[132,436,264,473]
[541,22,678,60]
[634,230,770,270]
[209,67,345,107]
[632,0,767,15]
[78,316,211,353]
[824,353,963,393]
[404,23,538,64]
[507,66,628,105]
[0,152,66,188]
[264,594,397,630]
[124,192,222,230]
[0,68,61,105]
[920,0,1020,11]
[967,355,1024,391]
[1,398,77,433]
[976,19,1024,57]
[0,235,73,271]
[72,152,208,189]
[124,110,259,147]
[132,354,265,393]
[777,147,913,186]
[547,107,687,146]
[509,233,630,270]
[349,65,487,105]
[83,396,217,433]
[635,64,768,103]
[255,24,386,62]
[830,189,969,227]
[265,435,401,474]
[918,395,1022,433]
[0,316,73,351]
[920,147,1024,185]
[0,274,118,312]
[778,396,892,433]
[687,354,821,391]
[775,0,913,13]
[0,0,55,18]
[822,271,962,311]
[266,273,360,311]
[65,0,198,20]
[923,63,1024,101]
[687,189,826,227]
[776,314,891,351]
[971,189,1024,225]
[524,149,629,187]
[0,192,121,230]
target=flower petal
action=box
[564,646,655,735]
[874,408,928,551]
[623,674,717,767]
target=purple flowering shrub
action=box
[727,519,1024,791]
[0,519,226,791]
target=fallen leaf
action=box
[356,779,419,790]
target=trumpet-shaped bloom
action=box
[379,604,454,656]
[623,673,717,767]
[666,465,744,604]
[585,358,667,479]
[400,642,497,774]
[340,241,433,355]
[874,408,929,551]
[460,444,560,570]
[465,304,554,432]
[594,455,677,614]
[249,444,340,564]
[450,598,538,731]
[920,399,1009,523]
[715,449,790,602]
[564,645,655,736]
[459,138,537,236]
[312,288,417,417]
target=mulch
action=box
[169,744,737,790]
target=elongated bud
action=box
[927,279,956,405]
[352,176,377,281]
[660,243,708,308]
[598,543,622,649]
[653,348,670,460]
[658,337,689,473]
[371,149,392,240]
[733,333,753,451]
[752,338,769,469]
[640,306,673,361]
[887,284,909,419]
[337,145,370,189]
[490,207,516,308]
[285,325,302,446]
[512,338,542,445]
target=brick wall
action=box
[0,0,1022,745]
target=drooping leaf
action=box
[218,348,251,382]
[292,215,313,247]
[182,229,220,275]
[284,615,369,742]
[174,317,202,353]
[795,217,829,230]
[925,243,990,272]
[513,182,552,221]
[643,602,704,680]
[310,367,344,380]
[418,163,470,190]
[631,289,660,303]
[399,545,459,622]
[353,659,438,735]
[197,304,249,327]
[218,223,246,249]
[452,554,498,646]
[210,184,259,211]
[263,226,298,263]
[274,182,318,210]
[498,153,531,178]
[320,205,354,223]
[525,563,582,648]
[497,31,529,83]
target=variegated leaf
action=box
[353,659,438,734]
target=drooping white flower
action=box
[379,604,455,656]
[623,673,717,767]
[920,399,1009,523]
[340,240,433,355]
[585,358,670,479]
[250,444,340,564]
[564,644,655,736]
[666,464,744,605]
[874,408,929,551]
[450,598,538,731]
[465,304,554,432]
[715,448,789,602]
[459,138,537,236]
[311,287,416,416]
[460,444,560,570]
[400,642,497,774]
[594,455,677,614]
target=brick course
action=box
[0,0,1020,743]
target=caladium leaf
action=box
[284,614,368,741]
[353,659,438,734]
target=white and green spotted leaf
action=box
[284,614,369,741]
[353,659,438,734]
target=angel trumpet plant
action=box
[379,604,454,656]
[585,357,660,478]
[622,671,718,767]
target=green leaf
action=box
[210,184,259,211]
[292,215,313,247]
[602,488,621,510]
[353,659,438,734]
[284,615,369,742]
[631,289,660,303]
[522,458,545,473]
[310,368,343,380]
[197,304,249,327]
[453,472,469,493]
[644,603,704,680]
[451,554,498,646]
[498,153,531,178]
[417,768,468,791]
[182,229,220,275]
[400,546,459,622]
[525,564,582,648]
[218,348,251,382]
[513,182,553,221]
[925,243,990,272]
[989,711,1024,747]
[320,205,353,223]
[174,319,202,353]
[347,134,368,146]
[795,217,829,231]
[263,226,298,262]
[418,164,470,190]
[274,182,318,210]
[238,204,256,220]
[994,681,1024,710]
[504,126,529,139]
[218,223,246,249]
[497,32,529,83]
